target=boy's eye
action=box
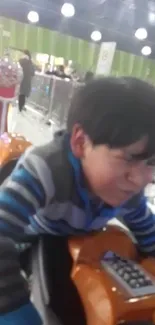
[146,157,155,166]
[124,155,134,162]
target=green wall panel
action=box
[111,50,155,84]
[1,15,155,80]
[0,16,99,71]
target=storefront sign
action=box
[96,42,116,76]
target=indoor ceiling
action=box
[1,0,155,58]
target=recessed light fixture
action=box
[61,3,75,17]
[91,30,102,42]
[149,12,155,23]
[135,28,147,40]
[27,11,39,23]
[141,46,152,56]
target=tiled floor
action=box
[8,105,56,146]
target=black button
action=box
[120,260,128,267]
[120,258,128,264]
[117,261,125,268]
[107,260,113,266]
[145,278,152,286]
[114,255,120,259]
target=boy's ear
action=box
[70,124,86,158]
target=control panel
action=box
[101,251,155,297]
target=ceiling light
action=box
[149,12,155,23]
[27,11,39,23]
[135,28,147,40]
[141,46,152,56]
[91,30,102,42]
[61,3,75,17]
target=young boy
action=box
[1,76,155,324]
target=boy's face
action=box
[70,126,154,207]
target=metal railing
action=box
[27,73,81,128]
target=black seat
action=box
[0,158,18,185]
[31,236,86,325]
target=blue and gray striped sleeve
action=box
[123,194,155,256]
[0,146,55,240]
[0,302,42,325]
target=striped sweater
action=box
[0,132,155,324]
[0,133,155,253]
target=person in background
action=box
[84,71,94,83]
[18,50,35,112]
[47,65,71,79]
[71,69,79,81]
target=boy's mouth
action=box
[120,189,135,198]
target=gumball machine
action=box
[0,54,22,134]
[0,54,31,183]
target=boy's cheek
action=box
[82,151,128,196]
[86,168,120,196]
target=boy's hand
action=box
[0,236,29,314]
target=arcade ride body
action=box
[70,226,155,325]
[0,55,31,183]
[31,225,155,325]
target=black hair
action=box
[23,49,31,59]
[85,71,94,83]
[67,77,155,159]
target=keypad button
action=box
[118,268,125,276]
[123,273,130,282]
[104,253,154,291]
[112,263,119,271]
[132,265,139,271]
[125,266,133,273]
[131,272,139,279]
[138,278,145,286]
[129,279,137,288]
[138,270,145,278]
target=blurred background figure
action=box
[0,53,23,134]
[18,49,35,112]
[84,71,94,83]
[46,64,72,79]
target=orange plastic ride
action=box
[0,131,31,184]
[29,225,155,325]
[70,226,155,325]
